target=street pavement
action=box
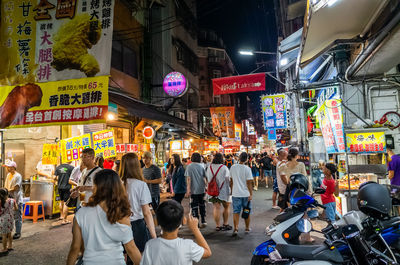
[2,186,326,265]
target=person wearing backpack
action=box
[230,152,253,236]
[206,153,232,232]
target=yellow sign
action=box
[0,76,108,129]
[170,140,182,151]
[92,130,117,159]
[235,123,242,141]
[0,0,115,85]
[59,134,92,162]
[346,131,386,153]
[42,144,58,165]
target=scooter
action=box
[251,188,400,265]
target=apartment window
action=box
[213,70,221,78]
[214,96,221,104]
[200,95,206,101]
[111,40,138,78]
[173,38,198,75]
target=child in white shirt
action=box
[140,200,212,265]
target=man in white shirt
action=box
[70,148,101,203]
[229,152,253,236]
[3,160,23,239]
[276,149,288,212]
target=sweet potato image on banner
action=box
[0,84,43,128]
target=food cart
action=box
[336,129,387,215]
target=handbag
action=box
[66,167,99,208]
[241,201,251,219]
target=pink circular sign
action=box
[163,72,188,97]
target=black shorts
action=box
[58,189,71,202]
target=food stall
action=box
[222,137,240,155]
[336,129,387,215]
[169,140,191,158]
[204,140,220,155]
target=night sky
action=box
[197,0,278,76]
[196,0,279,123]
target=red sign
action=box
[212,73,265,95]
[116,144,138,153]
[143,126,155,139]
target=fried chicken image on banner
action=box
[0,84,43,128]
[52,14,102,77]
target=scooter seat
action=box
[381,216,400,229]
[275,243,344,263]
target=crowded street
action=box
[2,0,400,264]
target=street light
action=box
[239,50,276,55]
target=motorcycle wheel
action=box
[251,255,269,265]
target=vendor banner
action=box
[210,107,235,138]
[59,133,92,162]
[222,137,240,148]
[116,144,138,153]
[0,76,108,129]
[0,0,115,85]
[261,94,287,129]
[93,129,116,159]
[205,141,220,152]
[234,123,242,142]
[346,131,386,154]
[212,73,265,95]
[42,143,58,165]
[317,99,345,154]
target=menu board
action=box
[261,94,287,130]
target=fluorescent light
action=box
[239,50,254,56]
[327,0,338,7]
[280,58,289,66]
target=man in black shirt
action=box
[142,152,162,211]
[54,162,77,224]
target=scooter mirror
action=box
[296,219,312,233]
[314,187,326,194]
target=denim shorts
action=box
[324,202,336,222]
[232,197,251,214]
[272,175,279,193]
[264,170,272,177]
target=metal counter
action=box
[30,181,58,217]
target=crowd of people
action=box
[0,146,343,263]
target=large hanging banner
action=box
[92,129,117,159]
[316,99,345,154]
[234,123,242,142]
[0,0,115,85]
[210,107,235,138]
[261,94,287,130]
[0,76,109,128]
[212,73,265,95]
[59,133,92,162]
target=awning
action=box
[299,54,333,83]
[278,28,302,72]
[300,0,389,67]
[109,90,192,128]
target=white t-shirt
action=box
[206,164,231,202]
[4,172,23,204]
[80,167,102,203]
[140,237,204,265]
[126,178,152,221]
[230,164,253,197]
[276,160,287,194]
[75,205,133,265]
[70,166,83,183]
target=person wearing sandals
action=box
[230,152,253,236]
[206,153,232,232]
[0,188,17,256]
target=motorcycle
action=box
[251,187,400,265]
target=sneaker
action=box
[199,222,207,228]
[232,230,238,237]
[272,205,280,210]
[13,233,21,240]
[245,228,252,234]
[253,187,258,191]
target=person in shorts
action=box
[54,162,77,224]
[229,152,253,236]
[142,152,162,211]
